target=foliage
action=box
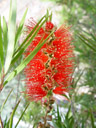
[52,106,74,128]
[22,102,45,128]
[0,0,54,127]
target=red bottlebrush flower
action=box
[45,21,54,31]
[24,19,74,101]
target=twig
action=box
[0,69,5,92]
[71,94,78,128]
[0,115,3,128]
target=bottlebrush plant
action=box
[0,0,54,127]
[24,16,74,127]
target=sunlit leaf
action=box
[3,16,8,58]
[11,16,47,67]
[15,103,30,128]
[9,99,21,128]
[15,8,28,49]
[13,15,45,57]
[4,0,17,73]
[0,89,13,113]
[0,16,4,67]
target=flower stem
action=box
[37,96,54,128]
[43,109,48,127]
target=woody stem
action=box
[0,115,3,128]
[43,109,48,127]
[0,69,5,93]
[43,95,54,128]
[43,97,50,127]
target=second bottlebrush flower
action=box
[24,19,74,101]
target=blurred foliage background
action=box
[0,0,96,128]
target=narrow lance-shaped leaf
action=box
[0,89,13,113]
[46,9,49,21]
[81,119,85,128]
[10,16,47,67]
[90,109,95,128]
[0,16,4,67]
[66,105,71,119]
[80,34,96,48]
[78,34,96,52]
[13,15,46,57]
[4,0,17,74]
[4,31,54,86]
[82,30,96,42]
[0,61,2,75]
[74,70,84,87]
[3,16,8,58]
[9,99,21,128]
[15,103,30,128]
[90,33,96,41]
[57,106,61,122]
[15,8,28,49]
[50,12,52,21]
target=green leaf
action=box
[3,16,8,58]
[53,106,66,128]
[74,70,84,87]
[57,106,61,122]
[4,117,9,128]
[4,0,17,73]
[62,93,70,101]
[46,9,49,21]
[78,34,96,52]
[50,12,52,21]
[15,8,28,49]
[81,119,85,128]
[4,30,54,85]
[11,16,47,67]
[52,121,65,128]
[90,33,96,41]
[15,103,30,128]
[13,15,45,57]
[69,116,74,128]
[66,105,71,119]
[0,89,13,113]
[0,16,4,67]
[80,34,96,48]
[89,109,96,128]
[64,106,73,128]
[0,61,2,75]
[9,99,21,128]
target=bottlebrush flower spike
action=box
[24,19,74,101]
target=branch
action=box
[0,115,3,128]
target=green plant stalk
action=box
[0,17,4,67]
[0,89,13,113]
[4,0,17,74]
[15,103,30,128]
[3,16,8,58]
[15,8,28,47]
[9,99,21,128]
